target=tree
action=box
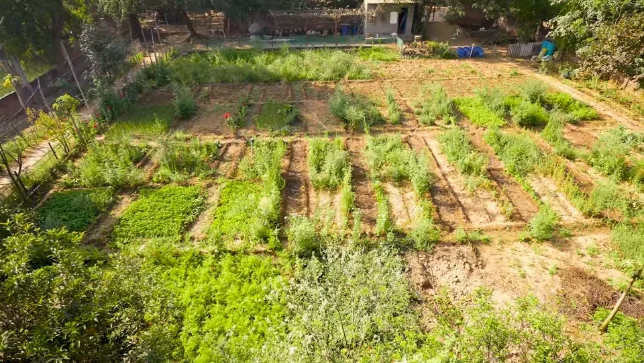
[97,0,144,40]
[80,22,131,83]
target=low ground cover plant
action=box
[542,110,578,159]
[68,139,145,188]
[455,97,505,127]
[114,185,204,244]
[525,205,561,241]
[474,87,507,118]
[153,137,219,183]
[329,87,383,132]
[107,103,173,140]
[255,101,298,133]
[587,126,644,185]
[365,135,432,195]
[611,222,644,261]
[484,129,543,177]
[38,188,113,232]
[357,46,400,61]
[510,100,549,127]
[385,88,402,124]
[308,138,350,190]
[438,128,490,191]
[542,92,599,121]
[414,84,455,125]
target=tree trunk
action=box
[0,49,30,111]
[129,14,143,41]
[51,6,66,76]
[181,8,199,41]
[600,265,643,332]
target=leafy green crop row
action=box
[255,101,298,134]
[438,128,489,191]
[153,137,219,183]
[329,87,384,132]
[38,188,114,232]
[67,139,145,188]
[385,88,402,124]
[455,97,506,127]
[308,138,351,190]
[587,126,644,189]
[414,84,456,125]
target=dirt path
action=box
[0,139,59,188]
[532,73,644,133]
[407,134,468,229]
[282,140,310,220]
[346,137,379,234]
[83,190,136,247]
[218,141,246,178]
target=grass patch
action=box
[114,185,204,243]
[611,223,644,261]
[542,92,599,121]
[455,97,505,127]
[38,188,114,232]
[357,46,400,61]
[510,100,549,127]
[308,138,350,190]
[474,87,508,118]
[385,88,403,124]
[107,103,173,140]
[365,135,432,195]
[414,84,455,125]
[484,129,543,177]
[67,139,145,188]
[587,126,644,183]
[255,101,298,133]
[329,87,383,132]
[438,128,489,191]
[153,137,220,183]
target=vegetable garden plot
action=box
[38,188,114,232]
[345,138,379,235]
[113,185,205,245]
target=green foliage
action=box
[153,138,219,183]
[542,92,599,121]
[107,103,173,140]
[484,129,543,177]
[357,46,400,61]
[69,139,145,188]
[584,182,639,219]
[510,100,549,127]
[542,110,578,160]
[168,49,371,85]
[453,228,491,244]
[455,97,506,127]
[526,205,561,241]
[0,216,167,361]
[611,223,644,262]
[414,84,455,125]
[587,126,644,182]
[519,80,547,103]
[114,185,204,243]
[80,23,131,83]
[255,101,298,133]
[149,251,287,362]
[210,181,266,242]
[438,128,490,190]
[408,216,441,250]
[174,86,197,119]
[385,88,403,124]
[38,188,113,232]
[226,95,249,130]
[329,87,383,131]
[365,135,433,195]
[308,138,350,190]
[286,215,320,257]
[372,180,393,235]
[594,309,644,363]
[475,87,508,118]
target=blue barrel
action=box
[340,25,350,36]
[352,26,358,35]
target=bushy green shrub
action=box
[174,86,197,119]
[587,126,644,182]
[365,135,432,195]
[526,206,560,241]
[255,101,297,133]
[542,111,578,160]
[153,138,219,182]
[594,309,644,363]
[611,223,644,261]
[329,87,383,131]
[408,217,441,250]
[308,138,350,190]
[69,139,145,188]
[438,128,489,191]
[226,95,249,130]
[38,188,113,232]
[385,88,403,124]
[484,129,543,176]
[114,185,204,243]
[519,80,547,103]
[286,215,320,257]
[414,84,455,125]
[543,92,599,121]
[584,182,638,218]
[455,97,506,127]
[475,87,507,118]
[511,100,549,127]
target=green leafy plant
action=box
[542,110,578,160]
[587,126,644,182]
[153,137,219,183]
[357,46,400,61]
[510,100,549,127]
[329,87,383,132]
[286,215,320,257]
[308,138,350,190]
[385,88,403,124]
[474,87,507,118]
[255,101,297,133]
[484,129,543,177]
[519,80,547,103]
[453,228,491,244]
[438,128,489,191]
[594,309,644,363]
[455,97,505,127]
[611,223,644,262]
[38,188,114,232]
[526,205,561,241]
[542,92,599,121]
[174,86,197,119]
[414,84,455,125]
[225,95,249,130]
[69,139,145,188]
[107,103,173,140]
[114,185,204,244]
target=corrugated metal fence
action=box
[508,42,542,58]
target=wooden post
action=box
[600,265,643,332]
[59,40,92,114]
[48,142,58,160]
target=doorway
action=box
[398,8,408,34]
